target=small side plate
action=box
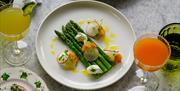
[0,67,49,91]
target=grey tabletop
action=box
[1,0,180,91]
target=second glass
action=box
[133,34,171,91]
[0,4,32,66]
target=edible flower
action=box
[57,50,78,70]
[104,50,122,64]
[85,20,105,39]
[82,41,99,61]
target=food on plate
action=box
[82,41,99,61]
[57,50,68,64]
[87,65,103,74]
[80,20,106,39]
[70,20,114,64]
[159,23,180,72]
[54,20,122,77]
[57,50,78,70]
[10,84,26,91]
[104,50,122,64]
[75,32,88,42]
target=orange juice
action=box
[134,38,169,71]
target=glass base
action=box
[3,40,32,66]
[128,69,159,91]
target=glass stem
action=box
[14,41,21,55]
[136,69,149,84]
[140,70,148,84]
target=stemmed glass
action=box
[0,3,32,66]
[133,34,171,90]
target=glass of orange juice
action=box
[0,3,32,66]
[133,34,171,90]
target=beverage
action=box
[132,34,171,90]
[134,37,170,71]
[0,7,30,41]
[0,4,32,66]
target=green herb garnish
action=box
[34,80,41,88]
[91,68,96,72]
[1,72,9,81]
[20,72,28,79]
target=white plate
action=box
[0,67,49,91]
[36,0,136,90]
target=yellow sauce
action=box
[102,24,109,32]
[103,37,110,49]
[50,37,56,48]
[50,50,56,55]
[78,20,87,25]
[109,45,119,50]
[103,36,114,50]
[103,32,116,50]
[110,33,116,38]
[50,37,57,56]
[81,69,90,77]
[71,68,79,73]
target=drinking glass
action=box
[133,34,171,90]
[0,3,32,66]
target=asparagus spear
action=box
[54,30,91,68]
[66,22,113,68]
[62,26,108,72]
[62,26,81,51]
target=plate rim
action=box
[35,0,136,90]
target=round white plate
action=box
[0,67,49,91]
[36,0,136,90]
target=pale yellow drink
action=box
[0,7,30,41]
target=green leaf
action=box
[34,80,41,88]
[1,72,9,81]
[20,72,28,79]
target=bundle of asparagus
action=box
[55,20,115,77]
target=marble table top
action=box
[1,0,180,91]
